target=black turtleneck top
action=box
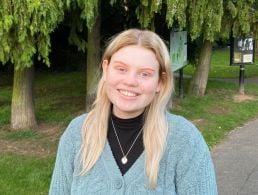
[107,113,144,175]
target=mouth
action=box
[118,89,139,97]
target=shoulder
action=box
[59,113,88,146]
[165,112,208,153]
[166,112,201,139]
[67,113,88,130]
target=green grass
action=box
[0,129,42,141]
[0,72,86,127]
[0,50,258,193]
[184,48,258,78]
[0,72,86,193]
[0,154,54,195]
[35,72,86,124]
[172,79,258,147]
[0,86,12,125]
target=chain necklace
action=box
[111,117,143,165]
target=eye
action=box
[139,71,152,78]
[115,66,127,73]
[118,67,126,72]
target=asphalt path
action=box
[212,118,258,195]
[212,76,258,194]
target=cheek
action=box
[106,75,119,87]
[142,80,160,94]
[105,74,123,94]
[105,70,118,85]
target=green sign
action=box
[170,30,187,72]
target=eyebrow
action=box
[113,60,156,69]
[140,68,155,72]
[112,60,128,66]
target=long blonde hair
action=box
[80,29,173,189]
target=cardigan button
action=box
[114,179,123,189]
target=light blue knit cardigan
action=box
[49,113,217,195]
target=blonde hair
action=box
[80,29,173,189]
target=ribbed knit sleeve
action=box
[176,136,217,194]
[49,115,85,195]
[167,115,217,195]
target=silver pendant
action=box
[121,156,128,164]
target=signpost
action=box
[230,37,255,94]
[170,30,187,97]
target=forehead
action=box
[110,45,159,69]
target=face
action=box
[102,45,162,119]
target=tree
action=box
[64,0,101,111]
[187,0,223,96]
[188,0,258,96]
[0,0,64,129]
[85,1,101,111]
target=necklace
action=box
[111,117,143,165]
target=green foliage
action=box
[187,0,223,41]
[0,0,64,70]
[227,1,237,18]
[135,0,257,42]
[66,10,87,52]
[136,0,163,28]
[135,0,223,41]
[165,0,187,28]
[63,0,99,52]
[204,0,223,41]
[135,0,187,29]
[187,0,205,39]
[78,0,99,31]
[221,0,258,39]
[65,0,98,30]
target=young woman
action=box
[49,29,217,194]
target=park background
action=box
[1,1,258,194]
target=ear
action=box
[102,59,109,81]
[156,79,162,93]
[156,72,165,93]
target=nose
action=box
[123,72,139,86]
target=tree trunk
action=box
[188,40,213,96]
[86,8,101,111]
[11,66,37,130]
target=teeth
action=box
[120,90,137,97]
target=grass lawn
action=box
[0,154,54,195]
[184,48,258,78]
[0,71,86,194]
[172,79,258,147]
[0,49,258,193]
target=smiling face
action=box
[102,45,162,119]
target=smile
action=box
[119,89,138,97]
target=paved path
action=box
[213,76,258,85]
[175,73,258,194]
[212,118,258,195]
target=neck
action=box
[110,112,144,131]
[112,107,145,119]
